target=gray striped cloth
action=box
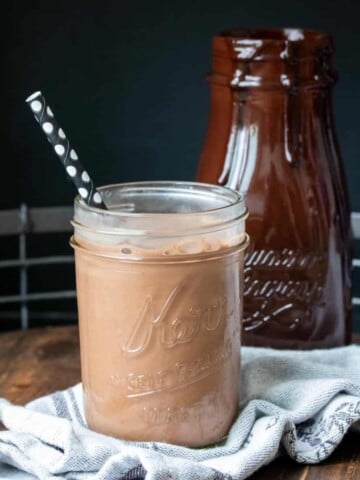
[0,345,360,480]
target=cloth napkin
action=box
[0,345,360,480]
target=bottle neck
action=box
[210,49,336,92]
[210,29,336,91]
[198,29,338,187]
[198,70,336,189]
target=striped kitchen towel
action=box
[0,345,359,479]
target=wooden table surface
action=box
[0,326,359,479]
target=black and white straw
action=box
[26,91,107,209]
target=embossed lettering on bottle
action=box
[243,247,326,333]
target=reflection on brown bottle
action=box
[197,28,352,348]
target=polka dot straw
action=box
[26,91,107,209]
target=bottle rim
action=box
[213,27,333,61]
[219,28,331,44]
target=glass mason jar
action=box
[70,181,248,447]
[197,28,352,349]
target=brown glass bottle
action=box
[197,29,352,349]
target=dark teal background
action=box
[2,0,360,331]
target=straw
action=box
[26,91,107,209]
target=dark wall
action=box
[3,0,360,330]
[4,0,360,208]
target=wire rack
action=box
[0,205,359,329]
[0,205,75,329]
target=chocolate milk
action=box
[197,29,352,348]
[71,182,248,446]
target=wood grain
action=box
[0,327,358,479]
[0,326,80,404]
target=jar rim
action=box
[73,181,248,239]
[75,181,246,218]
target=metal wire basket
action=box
[0,204,359,330]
